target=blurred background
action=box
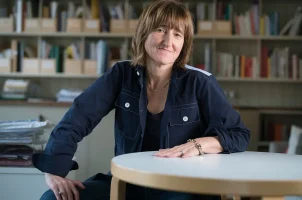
[0,0,301,199]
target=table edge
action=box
[111,161,302,196]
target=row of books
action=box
[2,0,302,36]
[215,53,259,78]
[261,121,292,142]
[233,4,259,36]
[261,46,302,79]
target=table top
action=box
[111,151,302,196]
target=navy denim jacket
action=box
[33,61,250,177]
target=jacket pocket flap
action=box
[115,92,139,115]
[170,106,200,126]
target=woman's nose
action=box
[163,31,173,46]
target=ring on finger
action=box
[180,150,184,156]
[58,190,64,195]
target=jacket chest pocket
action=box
[170,106,200,126]
[168,105,201,146]
[115,91,140,140]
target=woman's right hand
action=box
[45,173,86,200]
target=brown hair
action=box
[131,0,194,68]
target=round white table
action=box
[110,151,302,200]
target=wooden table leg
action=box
[110,176,126,200]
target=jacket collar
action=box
[135,64,187,89]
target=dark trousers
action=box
[40,173,221,200]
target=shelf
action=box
[260,36,302,41]
[259,110,302,115]
[1,32,302,40]
[194,35,260,40]
[216,77,302,83]
[0,100,72,107]
[0,72,100,79]
[40,32,134,38]
[0,32,134,38]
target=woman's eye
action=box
[175,33,182,37]
[157,28,165,33]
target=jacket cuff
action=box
[32,153,79,177]
[206,126,231,154]
[215,128,231,154]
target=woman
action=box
[33,0,250,199]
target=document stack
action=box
[0,120,51,167]
[1,79,29,100]
[56,88,83,103]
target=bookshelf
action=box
[0,0,301,152]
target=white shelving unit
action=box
[0,0,301,108]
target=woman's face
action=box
[144,24,184,66]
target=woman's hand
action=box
[45,173,85,200]
[155,137,222,158]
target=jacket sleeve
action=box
[32,63,123,177]
[198,75,250,153]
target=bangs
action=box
[147,2,190,34]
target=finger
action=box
[67,180,80,200]
[167,145,193,158]
[182,146,199,158]
[167,149,186,158]
[49,184,62,200]
[62,182,73,200]
[71,180,86,190]
[156,145,182,157]
[158,143,193,157]
[155,148,171,155]
[57,187,66,200]
[54,191,63,200]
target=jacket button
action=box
[125,102,130,108]
[136,71,140,76]
[183,116,188,122]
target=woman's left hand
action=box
[155,138,203,158]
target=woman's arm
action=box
[156,74,250,158]
[198,75,251,153]
[33,62,123,177]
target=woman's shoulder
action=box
[113,60,136,68]
[112,60,139,73]
[178,64,213,81]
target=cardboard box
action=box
[24,18,40,32]
[0,58,11,73]
[67,18,82,32]
[84,60,97,75]
[41,18,57,32]
[40,59,56,74]
[64,59,82,74]
[110,19,128,33]
[128,19,139,33]
[214,20,232,35]
[84,19,100,33]
[22,58,39,74]
[0,17,13,32]
[197,21,214,35]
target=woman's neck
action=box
[146,59,173,87]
